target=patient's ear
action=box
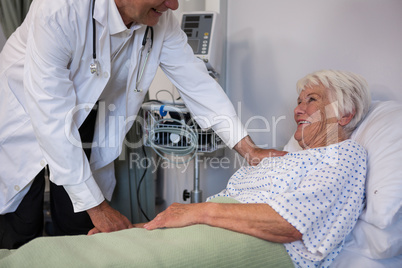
[338,112,355,126]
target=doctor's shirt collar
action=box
[108,0,142,35]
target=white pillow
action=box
[284,100,402,259]
[351,101,402,229]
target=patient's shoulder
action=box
[339,139,367,155]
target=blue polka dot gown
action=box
[207,140,367,268]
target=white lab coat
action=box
[0,0,247,214]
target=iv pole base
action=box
[190,189,202,203]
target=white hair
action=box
[296,69,371,136]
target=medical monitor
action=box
[181,12,223,78]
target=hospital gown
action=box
[207,139,367,268]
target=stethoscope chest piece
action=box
[90,59,99,76]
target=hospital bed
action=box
[0,100,401,267]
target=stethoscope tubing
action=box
[136,26,154,91]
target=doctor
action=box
[0,0,285,249]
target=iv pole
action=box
[191,153,202,203]
[183,153,202,203]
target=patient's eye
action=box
[307,97,316,103]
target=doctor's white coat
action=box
[0,0,246,214]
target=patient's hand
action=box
[144,203,204,230]
[144,202,302,243]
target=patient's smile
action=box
[297,120,311,125]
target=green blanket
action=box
[0,198,293,268]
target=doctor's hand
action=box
[87,201,133,235]
[143,202,204,230]
[234,135,287,166]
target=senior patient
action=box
[144,69,371,267]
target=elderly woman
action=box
[144,69,371,267]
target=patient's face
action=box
[294,84,339,149]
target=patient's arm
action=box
[144,202,302,243]
[234,135,287,165]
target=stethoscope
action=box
[89,0,154,92]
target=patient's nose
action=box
[294,103,305,116]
